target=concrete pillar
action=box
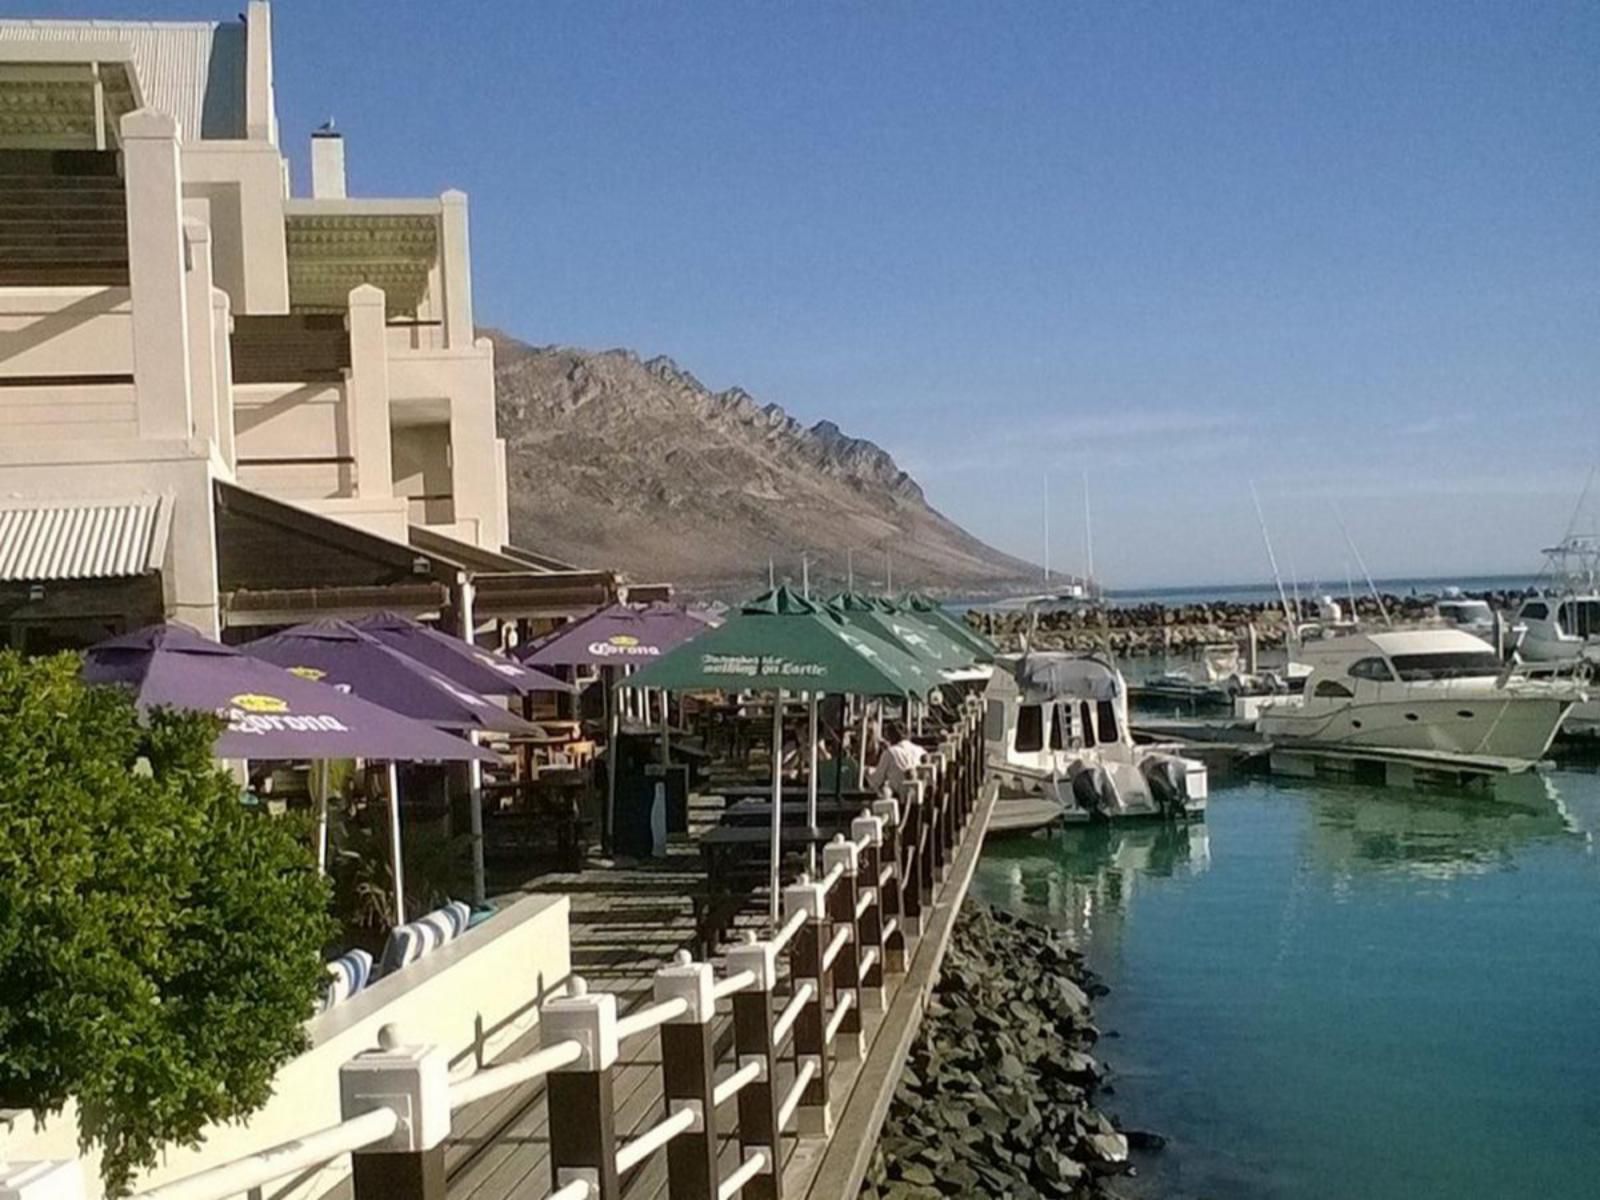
[448,346,502,549]
[122,109,193,441]
[182,218,220,449]
[244,0,277,145]
[165,463,222,638]
[439,190,474,349]
[211,287,236,470]
[346,284,393,498]
[312,129,347,198]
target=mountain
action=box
[487,331,1038,594]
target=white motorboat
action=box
[1255,628,1583,764]
[1510,534,1600,664]
[983,650,1208,820]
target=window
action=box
[1015,704,1044,752]
[1096,699,1120,743]
[1080,701,1097,748]
[1389,652,1502,681]
[1557,599,1600,639]
[1347,657,1396,682]
[1521,601,1550,622]
[984,700,1006,744]
[1049,704,1067,750]
[1314,680,1355,699]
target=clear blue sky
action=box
[36,1,1600,587]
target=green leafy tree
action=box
[0,653,335,1196]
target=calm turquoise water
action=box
[973,765,1600,1199]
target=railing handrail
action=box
[615,1105,697,1174]
[448,1038,584,1109]
[135,1108,399,1200]
[771,906,808,954]
[615,995,690,1042]
[712,967,757,999]
[772,980,814,1047]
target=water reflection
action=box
[979,821,1210,946]
[1296,772,1587,882]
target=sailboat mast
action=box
[1083,471,1095,594]
[1043,470,1051,585]
[1249,481,1296,636]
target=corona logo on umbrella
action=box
[287,666,326,681]
[588,633,661,658]
[225,691,350,735]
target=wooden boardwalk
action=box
[441,780,996,1200]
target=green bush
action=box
[0,653,335,1196]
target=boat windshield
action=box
[1389,651,1503,681]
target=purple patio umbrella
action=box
[517,602,710,852]
[82,624,495,763]
[244,620,538,736]
[245,620,539,903]
[351,611,575,697]
[83,624,496,922]
[516,601,710,669]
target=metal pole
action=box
[806,691,820,873]
[605,666,619,855]
[856,700,870,790]
[467,731,486,904]
[457,576,486,904]
[315,758,331,875]
[385,761,406,924]
[769,690,784,931]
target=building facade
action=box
[0,2,612,650]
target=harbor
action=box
[3,2,1598,1199]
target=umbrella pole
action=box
[468,732,486,905]
[769,689,784,931]
[659,691,671,768]
[604,666,619,855]
[856,699,871,790]
[806,691,819,874]
[315,759,331,875]
[386,761,406,925]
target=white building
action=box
[0,2,622,651]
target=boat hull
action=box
[1257,694,1573,763]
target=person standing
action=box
[869,720,926,793]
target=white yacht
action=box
[1510,534,1600,664]
[983,651,1208,820]
[1255,628,1583,764]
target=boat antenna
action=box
[1043,469,1051,585]
[801,552,810,599]
[846,548,854,592]
[767,557,775,590]
[1249,480,1297,644]
[1333,502,1392,627]
[1345,559,1358,626]
[1083,470,1095,595]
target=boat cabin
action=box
[1297,629,1504,699]
[1514,594,1600,661]
[984,652,1130,768]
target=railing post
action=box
[543,977,621,1200]
[728,934,783,1200]
[872,793,907,974]
[822,834,864,1059]
[898,780,924,939]
[853,808,887,1007]
[341,1026,451,1200]
[655,951,718,1200]
[784,873,832,1136]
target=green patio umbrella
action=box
[899,592,997,663]
[828,591,974,674]
[628,586,926,928]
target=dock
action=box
[437,705,997,1200]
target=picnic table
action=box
[481,771,588,869]
[695,823,842,953]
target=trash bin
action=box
[612,732,664,857]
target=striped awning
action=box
[0,495,170,581]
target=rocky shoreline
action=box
[968,590,1507,657]
[860,902,1146,1200]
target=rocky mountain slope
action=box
[488,331,1036,593]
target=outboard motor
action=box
[1068,760,1118,819]
[1141,755,1190,817]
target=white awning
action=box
[0,494,170,581]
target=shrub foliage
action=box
[0,653,335,1195]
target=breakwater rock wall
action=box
[969,593,1454,657]
[860,903,1136,1199]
